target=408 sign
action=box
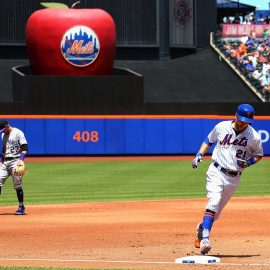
[73,131,99,143]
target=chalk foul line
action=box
[0,257,269,267]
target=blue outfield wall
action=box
[3,116,270,155]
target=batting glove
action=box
[237,157,256,168]
[192,153,203,169]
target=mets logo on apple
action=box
[61,25,100,67]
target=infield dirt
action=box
[0,197,269,270]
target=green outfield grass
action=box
[0,159,269,206]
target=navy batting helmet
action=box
[236,104,255,123]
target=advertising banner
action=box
[222,24,270,38]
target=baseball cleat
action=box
[194,222,202,248]
[200,238,211,255]
[15,205,25,215]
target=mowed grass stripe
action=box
[0,160,269,206]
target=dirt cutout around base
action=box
[0,197,269,270]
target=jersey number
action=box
[236,149,246,159]
[9,145,20,154]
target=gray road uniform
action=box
[0,127,28,189]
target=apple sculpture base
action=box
[12,66,144,115]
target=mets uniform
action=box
[205,120,263,220]
[192,104,263,255]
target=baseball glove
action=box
[13,161,26,176]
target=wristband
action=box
[196,153,203,158]
[20,153,26,161]
[247,157,256,166]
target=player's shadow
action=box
[211,254,260,258]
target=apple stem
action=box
[71,1,81,8]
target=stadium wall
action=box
[0,0,217,60]
[1,116,270,155]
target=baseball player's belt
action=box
[4,156,19,161]
[213,162,242,177]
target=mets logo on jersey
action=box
[174,0,192,26]
[60,25,100,67]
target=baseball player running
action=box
[192,104,263,255]
[0,119,28,215]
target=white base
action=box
[175,255,220,264]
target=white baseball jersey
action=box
[2,127,27,158]
[204,120,263,219]
[207,120,263,171]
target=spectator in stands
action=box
[263,83,270,101]
[224,16,232,24]
[258,45,270,66]
[265,44,270,54]
[259,74,270,89]
[252,68,263,80]
[230,42,247,67]
[248,51,259,68]
[263,29,269,41]
[262,61,270,76]
[236,41,247,56]
[216,28,270,102]
[264,38,270,46]
[250,15,256,24]
[257,14,266,24]
[242,17,250,24]
[257,42,264,52]
[239,56,253,72]
[257,52,267,65]
[223,41,233,57]
[264,46,270,59]
[246,37,258,52]
[233,14,241,24]
[245,60,255,72]
[251,30,256,39]
[240,32,249,44]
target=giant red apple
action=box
[26,8,116,75]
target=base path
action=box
[0,197,269,270]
